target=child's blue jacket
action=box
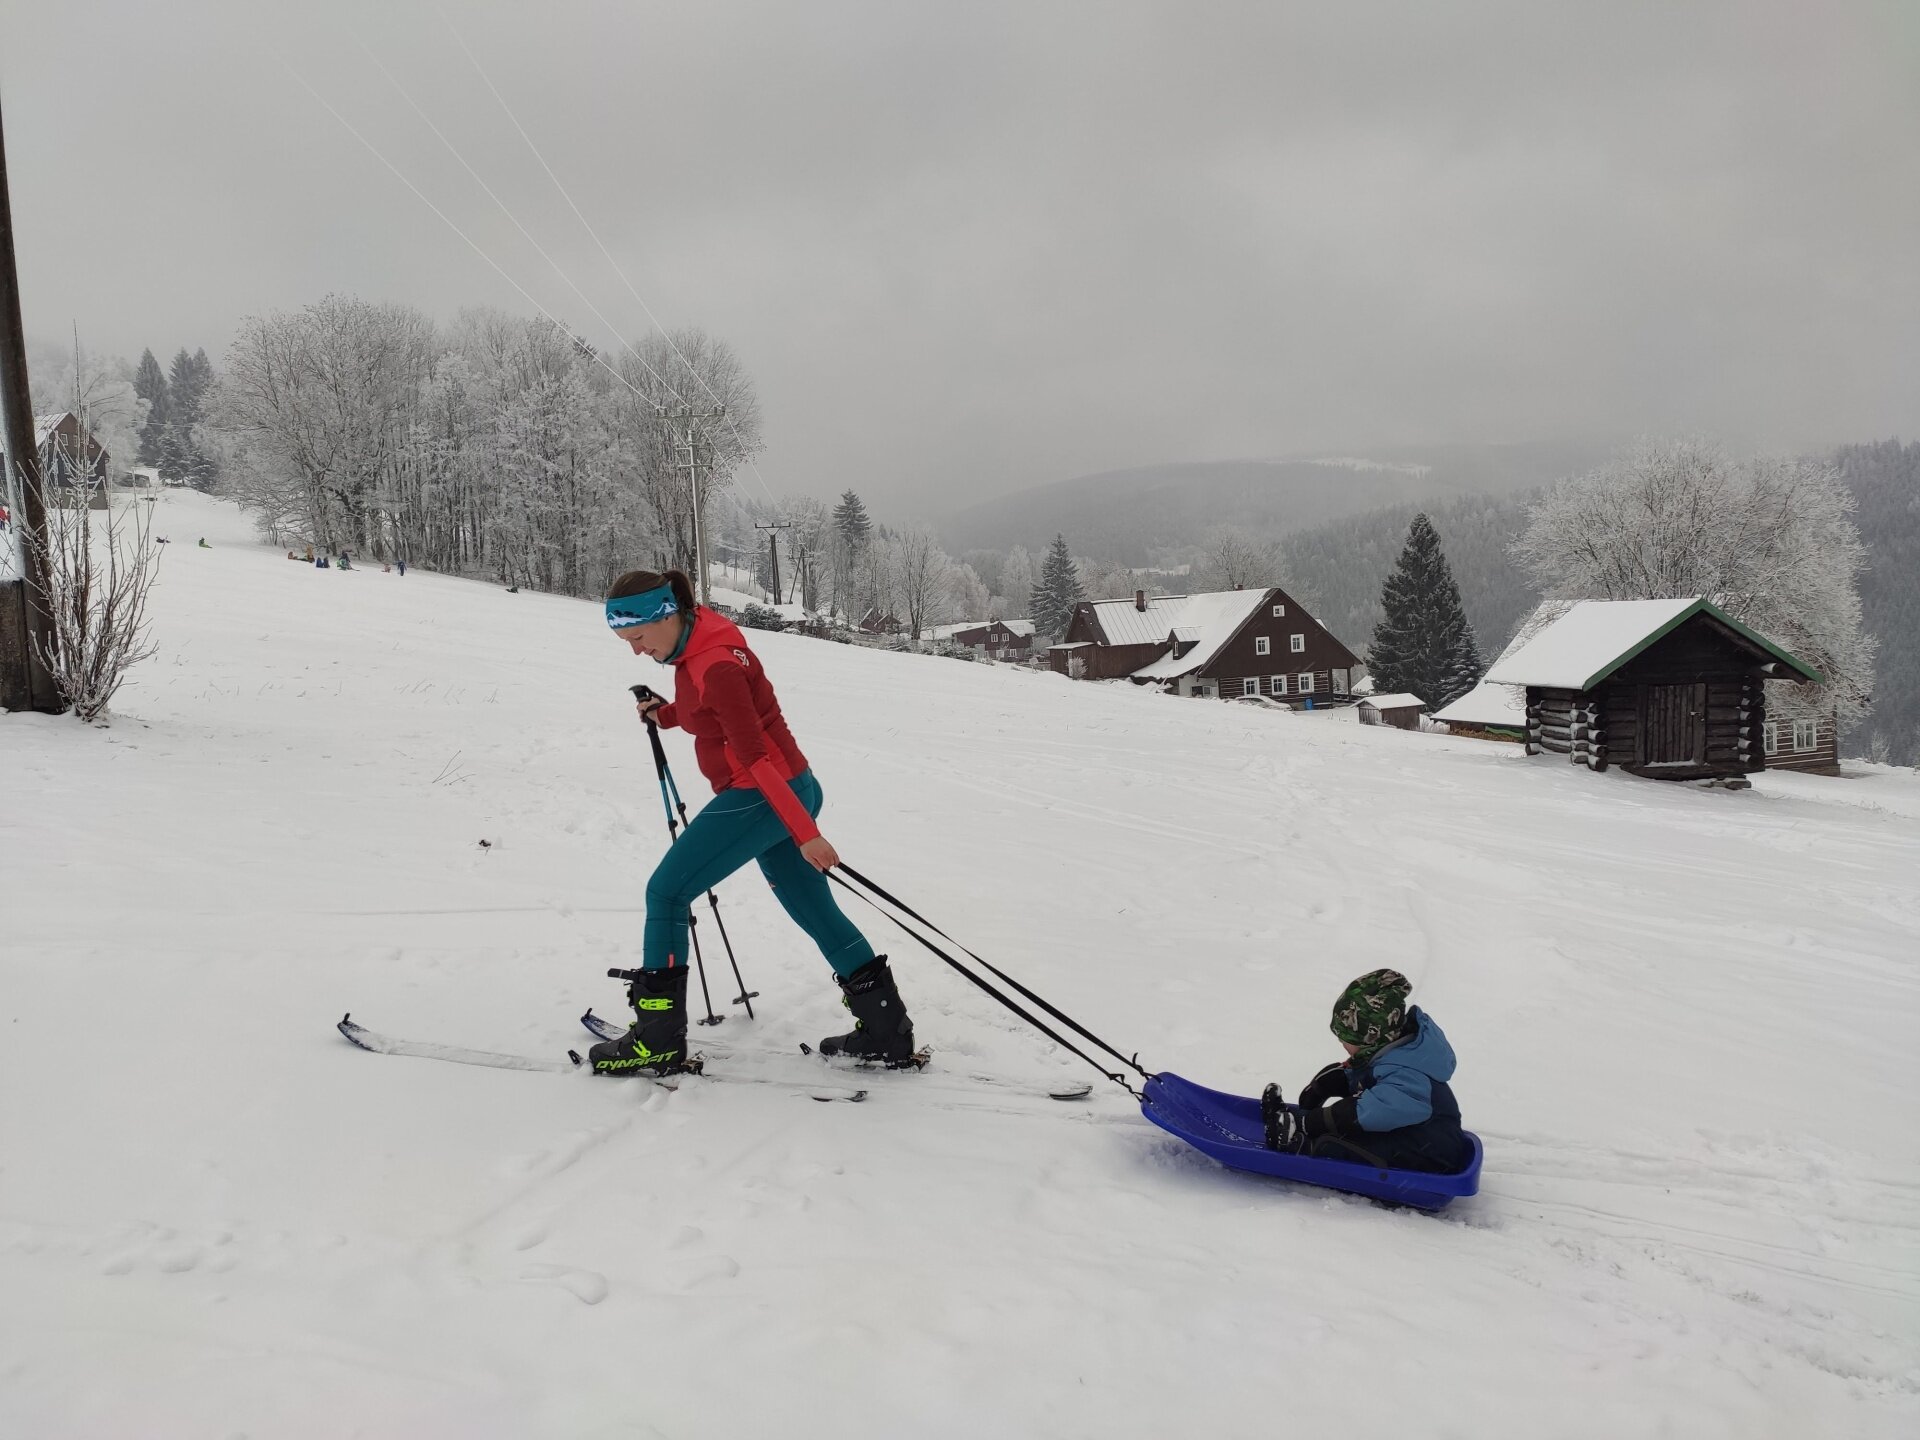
[1353,1007,1457,1132]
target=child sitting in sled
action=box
[1262,969,1472,1175]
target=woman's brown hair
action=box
[607,568,696,613]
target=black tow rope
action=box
[829,862,1153,1100]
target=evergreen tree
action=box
[830,489,872,618]
[132,348,169,467]
[1368,514,1482,708]
[1031,533,1087,639]
[163,347,219,489]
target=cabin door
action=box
[1643,683,1706,767]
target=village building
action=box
[1483,597,1822,782]
[929,618,1034,661]
[1432,679,1526,740]
[1049,588,1361,705]
[35,413,112,506]
[1358,693,1426,730]
[855,608,904,636]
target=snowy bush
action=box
[25,490,162,722]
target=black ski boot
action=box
[1262,1083,1303,1152]
[818,956,919,1067]
[588,967,696,1077]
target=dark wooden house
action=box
[1358,693,1426,730]
[35,412,112,506]
[1050,587,1360,704]
[932,618,1034,660]
[1483,598,1822,781]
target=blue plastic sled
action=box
[1141,1072,1483,1211]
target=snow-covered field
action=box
[4,492,1917,1438]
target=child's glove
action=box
[1297,1062,1352,1113]
[1303,1095,1360,1141]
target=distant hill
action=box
[939,441,1617,561]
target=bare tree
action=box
[1513,438,1875,726]
[24,418,161,722]
[891,526,955,640]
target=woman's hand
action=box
[635,694,666,722]
[800,836,840,872]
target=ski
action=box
[581,1009,1095,1102]
[337,1015,865,1101]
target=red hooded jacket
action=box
[652,608,819,846]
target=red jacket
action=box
[653,609,819,845]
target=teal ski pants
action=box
[642,769,876,977]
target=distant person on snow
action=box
[337,551,352,570]
[198,537,210,548]
[315,555,329,569]
[1261,969,1472,1174]
[397,558,407,576]
[586,567,913,1078]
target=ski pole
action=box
[630,686,759,1019]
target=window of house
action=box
[1793,719,1817,752]
[1272,604,1286,617]
[1271,675,1288,695]
[1763,720,1781,756]
[1298,672,1314,692]
[1290,634,1305,653]
[1255,636,1271,656]
[1242,678,1260,697]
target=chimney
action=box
[1134,589,1146,611]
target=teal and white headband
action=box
[606,585,679,630]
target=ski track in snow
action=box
[2,492,1918,1438]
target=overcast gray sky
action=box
[4,0,1916,512]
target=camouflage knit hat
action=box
[1330,969,1412,1055]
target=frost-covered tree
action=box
[132,349,169,466]
[1368,514,1482,708]
[1512,438,1875,727]
[1031,533,1087,639]
[889,526,955,640]
[997,543,1034,619]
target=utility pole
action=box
[754,519,792,606]
[0,85,62,713]
[670,405,725,607]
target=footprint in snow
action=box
[520,1263,609,1305]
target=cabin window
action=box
[1298,672,1314,693]
[1242,678,1260,697]
[1255,636,1271,656]
[1290,634,1306,653]
[1271,675,1288,695]
[1763,720,1781,756]
[1272,604,1286,617]
[1792,719,1817,752]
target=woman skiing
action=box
[586,568,916,1077]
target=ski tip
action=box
[810,1089,868,1102]
[1049,1083,1095,1101]
[567,1050,584,1067]
[798,1042,814,1057]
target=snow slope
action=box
[3,492,1917,1439]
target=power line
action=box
[274,53,669,417]
[348,33,696,410]
[433,3,780,507]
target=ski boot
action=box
[1262,1083,1303,1152]
[817,956,919,1067]
[588,966,696,1077]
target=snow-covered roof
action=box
[33,413,66,446]
[1484,597,1821,690]
[1433,680,1525,727]
[1361,693,1426,710]
[929,618,1036,642]
[1131,590,1275,681]
[1048,641,1092,651]
[1082,594,1192,646]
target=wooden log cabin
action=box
[1482,598,1823,782]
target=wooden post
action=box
[0,85,63,713]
